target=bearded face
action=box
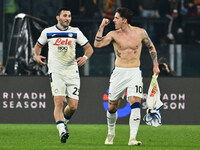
[57,10,71,28]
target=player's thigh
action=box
[66,78,80,100]
[50,73,66,96]
[127,72,143,101]
[108,73,127,100]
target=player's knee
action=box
[129,96,141,105]
[108,100,119,112]
[108,105,117,113]
[54,96,65,108]
[54,100,64,108]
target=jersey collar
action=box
[56,24,70,31]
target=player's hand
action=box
[153,64,160,75]
[100,18,110,28]
[34,55,47,65]
[76,57,87,67]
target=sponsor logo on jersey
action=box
[51,34,56,37]
[68,33,73,37]
[58,46,68,52]
[53,38,72,46]
[150,85,157,97]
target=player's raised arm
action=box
[142,29,160,75]
[94,18,113,48]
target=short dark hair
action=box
[116,7,133,24]
[56,7,71,16]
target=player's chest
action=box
[49,37,76,46]
[114,35,141,50]
[48,38,76,53]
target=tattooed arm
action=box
[142,30,160,75]
[94,18,113,48]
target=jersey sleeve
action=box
[76,28,89,47]
[37,29,48,46]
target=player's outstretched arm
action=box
[142,29,160,75]
[34,43,47,66]
[94,18,113,48]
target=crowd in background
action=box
[5,0,200,18]
[4,0,200,45]
[2,0,200,76]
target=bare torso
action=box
[112,26,143,68]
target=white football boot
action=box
[128,138,142,146]
[105,134,115,145]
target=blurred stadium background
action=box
[0,0,200,149]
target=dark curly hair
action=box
[116,7,133,24]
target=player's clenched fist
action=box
[100,18,110,28]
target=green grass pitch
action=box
[0,124,200,150]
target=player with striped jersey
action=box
[34,8,93,143]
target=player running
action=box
[34,8,93,143]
